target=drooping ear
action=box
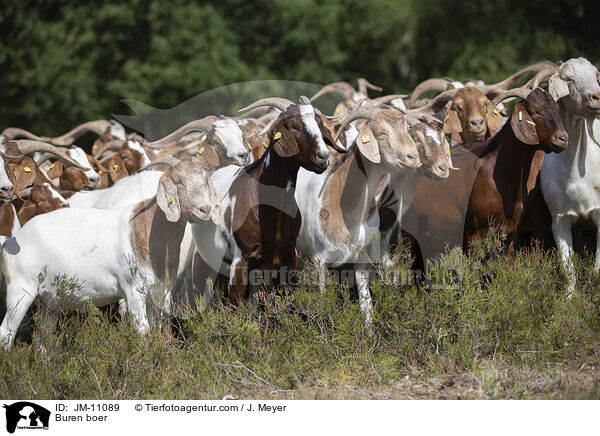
[443,109,463,135]
[272,120,299,157]
[511,103,539,145]
[318,115,346,153]
[548,73,570,101]
[11,157,36,195]
[108,156,129,183]
[197,144,220,169]
[156,174,181,222]
[486,103,504,134]
[46,160,64,180]
[357,123,380,163]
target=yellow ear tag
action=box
[274,131,282,140]
[445,112,450,121]
[198,147,205,155]
[113,164,119,172]
[362,135,371,144]
[49,163,55,170]
[263,141,268,149]
[552,89,556,98]
[493,109,499,115]
[247,143,252,151]
[23,166,32,173]
[324,124,331,132]
[98,170,103,175]
[518,111,523,121]
[446,147,451,158]
[168,195,173,204]
[526,120,536,126]
[92,144,98,153]
[335,107,341,114]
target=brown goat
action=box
[192,97,344,305]
[403,87,567,263]
[463,88,568,252]
[443,87,503,144]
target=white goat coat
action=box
[0,205,159,345]
[68,171,163,209]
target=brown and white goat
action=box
[191,96,344,305]
[0,157,220,348]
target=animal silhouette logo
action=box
[3,402,50,433]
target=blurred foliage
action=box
[1,0,599,135]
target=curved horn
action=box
[527,66,560,89]
[93,139,126,159]
[404,88,459,115]
[12,140,90,171]
[491,87,532,112]
[357,78,383,96]
[309,82,356,102]
[1,127,44,141]
[44,120,113,146]
[370,94,410,106]
[238,97,295,114]
[138,116,218,149]
[408,78,453,106]
[333,101,381,142]
[477,61,557,97]
[138,156,180,172]
[259,117,279,136]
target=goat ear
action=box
[108,156,128,183]
[357,124,380,163]
[548,73,570,101]
[272,124,300,157]
[11,157,36,195]
[197,145,220,169]
[46,160,64,180]
[511,103,539,145]
[486,103,504,133]
[156,174,181,222]
[319,115,347,153]
[443,109,463,135]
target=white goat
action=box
[540,57,600,293]
[0,157,220,348]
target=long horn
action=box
[309,82,356,102]
[333,101,381,142]
[477,61,557,97]
[491,87,532,112]
[408,78,453,106]
[370,94,410,106]
[12,140,90,171]
[357,78,383,95]
[138,156,179,172]
[138,116,218,149]
[238,97,295,114]
[403,88,459,115]
[527,66,559,89]
[1,127,44,141]
[44,120,113,146]
[93,139,126,159]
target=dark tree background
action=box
[1,0,598,135]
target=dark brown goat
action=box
[193,97,344,305]
[404,87,567,265]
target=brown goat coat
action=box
[129,199,186,283]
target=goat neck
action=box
[130,198,187,282]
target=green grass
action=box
[1,229,600,400]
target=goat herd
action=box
[1,57,599,349]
